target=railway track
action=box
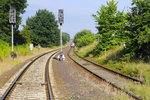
[68,48,142,100]
[74,49,144,84]
[0,49,59,100]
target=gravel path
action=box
[6,52,54,100]
[50,47,115,100]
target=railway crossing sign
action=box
[9,9,16,24]
[58,9,64,24]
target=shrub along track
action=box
[0,49,59,100]
[68,48,143,100]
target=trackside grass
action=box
[76,43,150,100]
[0,41,58,76]
[0,40,11,61]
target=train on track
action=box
[70,42,75,48]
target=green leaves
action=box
[92,0,150,61]
[26,9,60,47]
[93,0,127,55]
[0,0,27,44]
[125,0,150,61]
[74,30,95,48]
[62,32,70,45]
[19,25,33,43]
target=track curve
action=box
[68,48,142,100]
[0,49,59,100]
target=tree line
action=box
[74,0,150,61]
[0,1,70,47]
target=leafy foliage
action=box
[0,0,27,44]
[26,9,60,47]
[74,30,95,48]
[125,0,150,61]
[19,25,33,43]
[62,32,70,45]
[0,40,11,60]
[92,0,127,56]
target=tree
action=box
[62,32,70,45]
[125,0,150,60]
[26,9,60,47]
[93,0,127,55]
[19,25,33,43]
[0,0,27,44]
[74,30,95,48]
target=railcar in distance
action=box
[70,42,75,48]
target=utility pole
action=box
[9,9,16,59]
[57,9,65,61]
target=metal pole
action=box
[12,24,14,52]
[60,24,62,52]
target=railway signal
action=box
[58,9,64,25]
[9,9,16,24]
[57,9,65,61]
[9,9,16,59]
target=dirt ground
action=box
[51,47,115,100]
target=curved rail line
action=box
[45,51,58,100]
[0,49,59,100]
[74,49,144,84]
[68,48,142,100]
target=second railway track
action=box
[73,48,144,84]
[0,49,59,100]
[68,48,143,100]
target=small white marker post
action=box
[9,9,16,59]
[57,9,65,61]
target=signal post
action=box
[57,9,65,61]
[9,9,16,59]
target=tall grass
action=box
[76,42,97,57]
[16,44,32,56]
[77,43,150,100]
[125,83,150,100]
[0,40,32,61]
[0,41,57,76]
[0,40,11,61]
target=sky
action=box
[21,0,132,38]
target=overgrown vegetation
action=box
[74,30,95,48]
[0,0,27,44]
[92,0,127,56]
[76,43,150,100]
[0,40,32,61]
[0,40,11,60]
[0,5,70,60]
[26,9,60,47]
[125,0,150,61]
[62,32,70,45]
[91,0,150,61]
[74,1,150,97]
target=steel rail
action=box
[68,48,142,100]
[0,49,58,100]
[74,48,144,84]
[45,50,59,100]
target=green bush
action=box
[0,40,32,60]
[0,40,11,60]
[17,44,31,56]
[74,30,95,48]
